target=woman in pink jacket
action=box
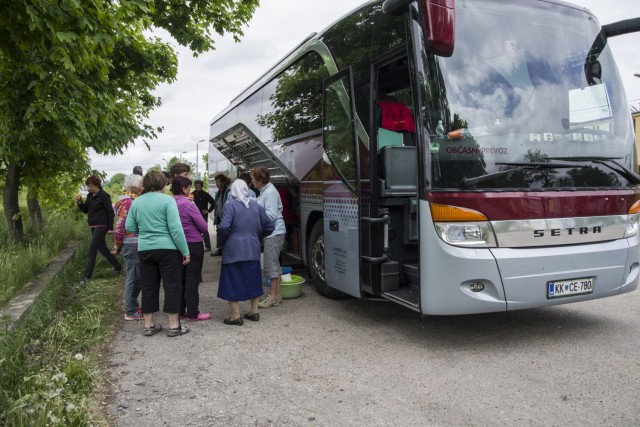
[171,176,211,322]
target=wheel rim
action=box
[310,234,325,283]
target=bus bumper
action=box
[491,237,638,311]
[419,200,640,314]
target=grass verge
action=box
[0,211,85,307]
[0,237,123,426]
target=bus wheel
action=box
[308,221,347,299]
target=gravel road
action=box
[105,235,640,426]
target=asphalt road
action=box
[105,243,640,426]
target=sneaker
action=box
[203,247,211,252]
[124,313,143,321]
[258,295,282,308]
[188,312,212,322]
[80,275,90,286]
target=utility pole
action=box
[196,139,205,180]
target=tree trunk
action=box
[27,187,43,232]
[3,162,24,242]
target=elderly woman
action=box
[125,171,191,337]
[171,175,211,322]
[111,174,144,320]
[75,176,122,284]
[251,167,286,308]
[217,179,274,325]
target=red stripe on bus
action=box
[426,190,640,220]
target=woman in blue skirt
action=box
[217,179,274,325]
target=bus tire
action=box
[308,220,348,299]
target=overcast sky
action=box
[90,0,640,179]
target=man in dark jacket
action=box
[191,180,215,251]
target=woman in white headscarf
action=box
[216,179,275,325]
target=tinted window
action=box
[324,70,358,189]
[258,52,330,142]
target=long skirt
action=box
[217,260,263,302]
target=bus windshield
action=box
[419,0,636,190]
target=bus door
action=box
[368,51,421,311]
[321,68,361,297]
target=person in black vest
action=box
[190,180,215,251]
[75,176,122,284]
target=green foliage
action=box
[0,238,122,426]
[0,207,85,307]
[165,155,196,175]
[0,0,260,238]
[107,173,126,187]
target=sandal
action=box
[167,324,190,337]
[143,323,163,336]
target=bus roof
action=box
[209,0,592,128]
[209,0,377,126]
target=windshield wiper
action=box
[547,156,640,185]
[460,162,582,187]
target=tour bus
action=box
[209,0,640,314]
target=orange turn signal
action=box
[629,200,640,215]
[429,203,488,222]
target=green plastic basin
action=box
[280,275,305,299]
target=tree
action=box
[165,156,196,175]
[108,173,127,188]
[0,0,259,242]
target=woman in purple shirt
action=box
[171,176,211,322]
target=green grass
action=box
[0,210,85,307]
[0,238,122,426]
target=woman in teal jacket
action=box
[125,171,191,337]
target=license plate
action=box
[547,277,594,298]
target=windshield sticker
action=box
[445,146,508,155]
[528,133,610,142]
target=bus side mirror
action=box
[382,0,414,15]
[420,0,455,57]
[382,0,456,57]
[602,17,640,38]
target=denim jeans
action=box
[121,243,141,316]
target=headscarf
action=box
[230,178,251,208]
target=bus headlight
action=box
[625,213,639,238]
[434,222,497,247]
[430,203,497,247]
[625,201,640,238]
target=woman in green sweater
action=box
[125,171,191,337]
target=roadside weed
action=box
[0,210,84,307]
[0,238,121,426]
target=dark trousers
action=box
[138,249,183,314]
[84,226,122,279]
[181,242,205,318]
[202,216,212,249]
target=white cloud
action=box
[91,0,640,178]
